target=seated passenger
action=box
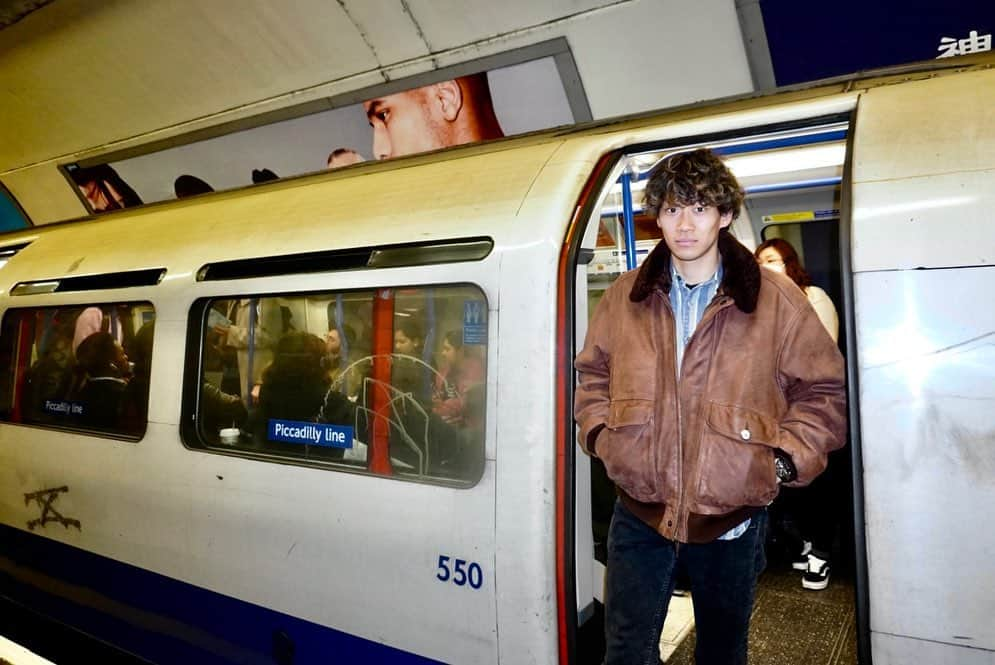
[432,330,484,427]
[252,331,342,458]
[324,322,363,399]
[201,381,248,441]
[73,332,131,430]
[24,329,74,424]
[72,306,127,356]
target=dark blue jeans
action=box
[604,500,767,665]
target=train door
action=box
[571,112,864,664]
[847,67,995,664]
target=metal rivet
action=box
[740,428,751,441]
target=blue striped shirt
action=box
[669,261,750,541]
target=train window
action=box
[189,285,486,487]
[0,303,155,439]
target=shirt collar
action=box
[670,258,723,292]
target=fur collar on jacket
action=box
[629,230,762,313]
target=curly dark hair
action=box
[643,148,744,220]
[754,238,812,288]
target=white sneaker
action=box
[802,554,830,590]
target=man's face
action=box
[656,202,732,273]
[364,88,449,160]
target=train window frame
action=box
[0,301,156,442]
[181,283,488,489]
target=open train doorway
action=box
[573,115,861,664]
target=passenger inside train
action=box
[578,122,858,663]
[193,288,487,484]
[0,303,154,438]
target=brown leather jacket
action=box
[575,232,846,543]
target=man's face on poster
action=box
[364,86,451,160]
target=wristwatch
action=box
[773,451,797,484]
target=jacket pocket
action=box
[694,401,779,510]
[598,398,657,500]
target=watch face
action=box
[775,457,790,480]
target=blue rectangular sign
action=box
[462,300,487,345]
[267,419,353,448]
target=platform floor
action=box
[663,563,857,664]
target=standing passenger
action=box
[574,148,846,664]
[755,237,842,591]
[214,299,283,404]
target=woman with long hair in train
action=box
[252,331,341,456]
[755,238,838,342]
[755,237,841,591]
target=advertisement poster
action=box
[71,56,579,211]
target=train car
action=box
[1,53,994,664]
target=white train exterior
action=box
[1,54,994,664]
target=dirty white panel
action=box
[850,168,995,273]
[856,266,995,653]
[872,632,995,665]
[852,68,995,184]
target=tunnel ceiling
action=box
[0,0,626,175]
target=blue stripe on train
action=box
[0,522,442,664]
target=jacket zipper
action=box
[672,294,733,542]
[660,296,683,541]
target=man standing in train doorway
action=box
[363,73,504,160]
[574,148,846,664]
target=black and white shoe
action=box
[791,540,812,571]
[802,554,830,590]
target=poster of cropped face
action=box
[72,56,582,211]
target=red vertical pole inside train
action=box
[369,288,394,475]
[10,312,35,423]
